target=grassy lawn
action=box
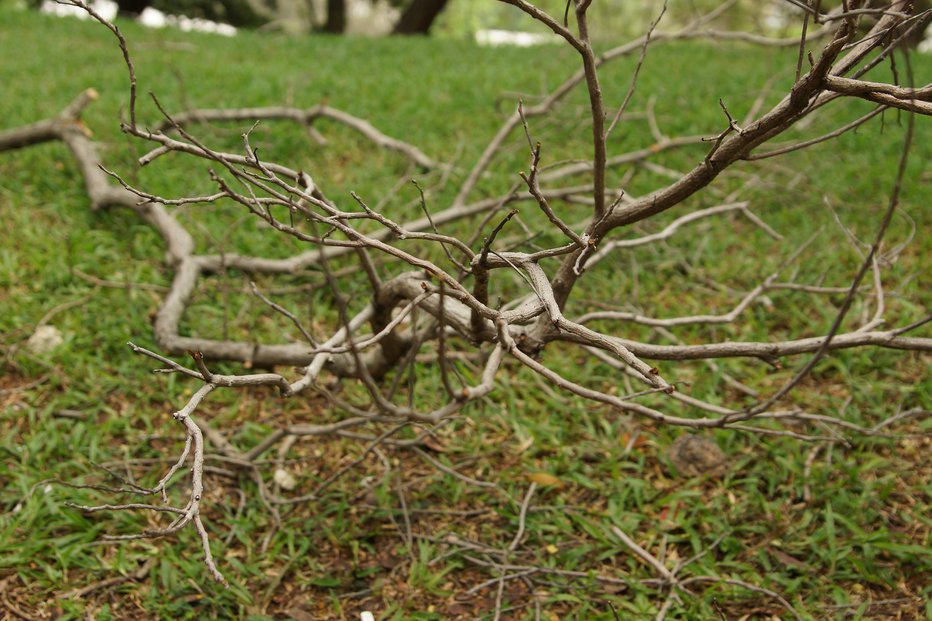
[1,6,930,620]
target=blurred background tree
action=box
[49,0,932,43]
[391,0,450,34]
[112,0,266,26]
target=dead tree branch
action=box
[2,0,927,589]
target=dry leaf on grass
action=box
[527,472,563,487]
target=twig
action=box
[508,482,537,552]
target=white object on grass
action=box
[475,29,559,47]
[138,6,167,27]
[273,468,297,491]
[40,1,236,37]
[40,0,117,20]
[139,6,237,36]
[26,325,64,355]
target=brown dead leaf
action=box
[768,547,808,570]
[528,472,564,487]
[620,432,649,451]
[422,435,447,453]
[377,547,402,570]
[513,436,535,454]
[285,606,317,621]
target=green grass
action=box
[1,5,930,620]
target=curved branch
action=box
[154,105,438,169]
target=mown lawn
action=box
[1,5,930,620]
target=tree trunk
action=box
[324,0,346,33]
[115,0,150,16]
[392,0,450,35]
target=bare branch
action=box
[5,0,928,593]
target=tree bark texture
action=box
[392,0,450,35]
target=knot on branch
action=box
[515,333,545,358]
